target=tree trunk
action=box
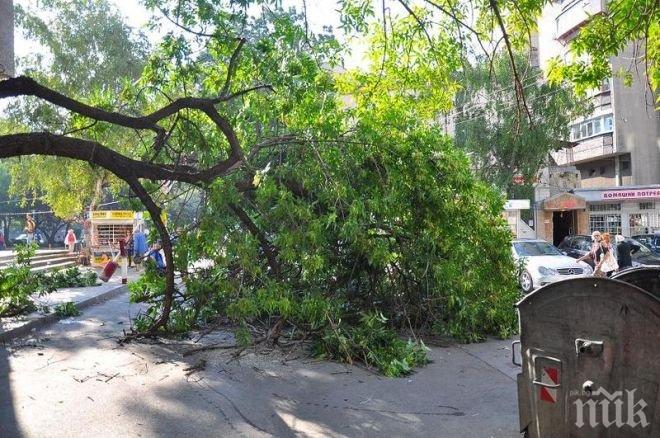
[125,177,175,333]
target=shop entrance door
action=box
[552,211,575,247]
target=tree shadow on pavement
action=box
[0,346,21,437]
[0,293,519,437]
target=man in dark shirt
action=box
[615,235,639,271]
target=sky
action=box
[12,0,369,70]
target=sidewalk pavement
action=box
[0,267,142,342]
[1,290,522,438]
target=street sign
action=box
[504,199,531,210]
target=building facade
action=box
[0,0,14,78]
[532,0,659,244]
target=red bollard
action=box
[99,255,119,282]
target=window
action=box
[569,114,614,141]
[604,115,613,131]
[601,78,611,92]
[513,242,562,257]
[578,240,592,251]
[593,119,601,134]
[629,213,650,236]
[589,214,621,235]
[589,203,621,212]
[640,202,655,210]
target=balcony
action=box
[555,0,605,41]
[552,133,614,165]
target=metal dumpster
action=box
[514,276,660,437]
[612,267,660,299]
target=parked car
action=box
[12,233,46,246]
[557,235,594,266]
[631,233,660,255]
[558,234,660,268]
[512,239,593,294]
[622,237,660,267]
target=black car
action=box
[558,234,660,267]
[557,235,595,267]
[631,233,660,255]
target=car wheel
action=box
[520,271,534,294]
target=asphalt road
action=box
[0,293,521,437]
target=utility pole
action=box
[0,0,14,78]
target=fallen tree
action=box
[1,3,521,375]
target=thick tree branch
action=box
[0,133,242,185]
[221,38,246,97]
[0,76,271,155]
[488,0,532,123]
[228,202,281,277]
[124,176,176,332]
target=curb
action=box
[0,284,128,343]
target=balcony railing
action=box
[552,133,614,165]
[555,0,605,40]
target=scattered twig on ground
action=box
[182,343,238,357]
[103,372,120,383]
[183,359,207,376]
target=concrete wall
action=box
[0,0,14,78]
[577,158,616,188]
[611,44,660,186]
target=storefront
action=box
[535,185,660,245]
[87,210,138,267]
[573,186,660,237]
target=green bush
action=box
[0,244,52,317]
[54,301,81,317]
[0,246,99,317]
[48,267,98,289]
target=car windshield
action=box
[626,238,651,254]
[514,241,562,257]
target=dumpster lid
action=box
[515,276,660,309]
[611,266,660,299]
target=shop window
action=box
[630,213,650,236]
[590,213,621,234]
[589,203,621,212]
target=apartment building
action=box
[532,0,659,244]
[0,0,14,78]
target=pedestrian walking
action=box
[578,231,603,269]
[132,226,148,271]
[123,230,134,267]
[65,229,77,253]
[594,232,618,277]
[0,231,5,250]
[24,214,36,245]
[615,235,639,271]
